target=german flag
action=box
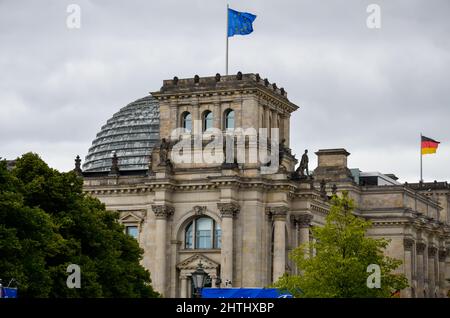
[421,135,440,155]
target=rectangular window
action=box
[196,229,212,249]
[126,226,139,239]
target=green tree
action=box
[0,153,159,297]
[274,191,408,298]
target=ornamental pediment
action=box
[118,210,145,223]
[176,254,219,271]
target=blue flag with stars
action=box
[228,8,257,37]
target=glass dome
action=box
[83,95,160,173]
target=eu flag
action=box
[228,8,257,37]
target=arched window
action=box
[203,111,213,132]
[224,109,235,129]
[185,216,221,249]
[182,112,192,132]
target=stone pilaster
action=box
[180,274,188,298]
[217,202,240,287]
[428,246,437,297]
[416,242,426,297]
[151,204,174,296]
[296,213,313,258]
[403,238,414,298]
[267,206,289,282]
[438,249,447,297]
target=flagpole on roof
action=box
[420,132,423,182]
[226,4,229,75]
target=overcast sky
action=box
[1,0,449,182]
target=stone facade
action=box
[313,149,450,298]
[82,73,450,298]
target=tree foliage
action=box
[0,153,159,297]
[274,191,408,298]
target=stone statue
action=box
[320,179,328,199]
[279,138,286,162]
[159,138,170,165]
[296,149,309,177]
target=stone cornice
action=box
[83,173,335,197]
[154,88,297,113]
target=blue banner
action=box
[1,287,18,298]
[201,288,292,298]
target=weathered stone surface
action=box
[82,74,450,298]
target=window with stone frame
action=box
[126,225,139,239]
[181,111,192,132]
[202,110,213,132]
[184,216,221,249]
[224,109,235,129]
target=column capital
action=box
[438,249,447,262]
[403,238,414,250]
[428,246,437,257]
[296,213,313,228]
[266,206,289,221]
[416,242,426,253]
[217,202,240,218]
[152,204,174,219]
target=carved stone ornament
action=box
[74,155,82,176]
[403,238,414,250]
[266,206,289,221]
[109,151,120,176]
[151,205,174,219]
[296,213,313,228]
[416,242,426,253]
[438,249,447,262]
[331,184,338,195]
[217,202,240,218]
[193,205,207,216]
[428,246,437,257]
[159,138,171,165]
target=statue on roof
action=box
[295,149,309,177]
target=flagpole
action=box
[420,132,423,182]
[226,4,229,75]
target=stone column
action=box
[403,238,414,298]
[180,274,188,298]
[416,242,426,298]
[217,202,240,287]
[151,204,174,296]
[297,213,313,258]
[213,102,221,130]
[428,246,436,297]
[283,115,290,146]
[268,206,288,282]
[438,249,447,298]
[423,246,429,297]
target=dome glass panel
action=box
[83,95,160,172]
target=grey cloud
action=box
[0,0,448,182]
